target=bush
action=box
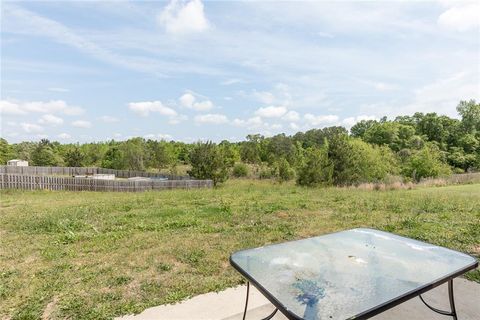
[232,162,249,177]
[297,147,333,187]
[402,144,452,181]
[275,158,295,182]
[258,164,275,179]
[329,137,397,185]
[188,141,231,186]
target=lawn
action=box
[1,180,479,320]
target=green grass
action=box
[1,180,479,320]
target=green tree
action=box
[363,122,415,151]
[101,146,125,169]
[447,147,477,172]
[275,158,295,182]
[120,138,146,170]
[31,139,63,166]
[232,162,249,177]
[266,134,296,164]
[81,143,108,166]
[64,146,85,167]
[219,140,240,167]
[350,120,378,138]
[402,144,451,181]
[148,140,177,170]
[0,138,13,164]
[329,136,396,185]
[296,146,333,187]
[240,134,263,164]
[188,141,231,186]
[457,100,480,134]
[13,142,36,162]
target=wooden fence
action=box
[0,174,212,192]
[0,166,190,180]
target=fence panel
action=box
[0,165,190,180]
[0,174,212,192]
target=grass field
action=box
[1,180,479,320]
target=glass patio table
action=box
[230,228,478,320]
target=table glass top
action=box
[230,228,476,320]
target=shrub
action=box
[402,144,452,181]
[275,158,295,182]
[232,163,249,177]
[258,164,275,179]
[297,147,333,187]
[329,137,397,185]
[188,141,231,186]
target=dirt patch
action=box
[42,297,58,320]
[471,245,480,255]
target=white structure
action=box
[91,174,115,180]
[128,176,151,181]
[7,159,28,166]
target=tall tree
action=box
[188,141,231,186]
[31,139,63,166]
[64,146,85,167]
[457,100,480,135]
[0,138,13,164]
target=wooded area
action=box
[1,100,479,186]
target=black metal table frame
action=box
[230,250,478,320]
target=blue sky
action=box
[1,0,479,143]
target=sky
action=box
[1,0,479,143]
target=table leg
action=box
[419,279,457,319]
[242,282,279,320]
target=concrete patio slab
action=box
[116,278,479,320]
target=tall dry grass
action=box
[350,172,480,191]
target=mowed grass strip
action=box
[0,180,479,320]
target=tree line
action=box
[0,100,478,186]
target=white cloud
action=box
[438,3,480,32]
[342,115,377,128]
[72,120,92,128]
[253,83,293,106]
[402,71,479,117]
[128,101,177,117]
[304,114,339,126]
[192,100,213,111]
[168,114,188,125]
[254,106,288,118]
[58,133,71,139]
[194,113,228,124]
[0,100,25,115]
[158,0,210,35]
[179,92,214,111]
[282,110,300,122]
[232,116,284,134]
[270,123,282,130]
[21,122,43,133]
[144,133,173,140]
[0,99,83,115]
[98,115,119,123]
[2,5,172,77]
[38,114,64,126]
[232,116,263,128]
[179,92,196,108]
[253,91,275,104]
[289,122,300,130]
